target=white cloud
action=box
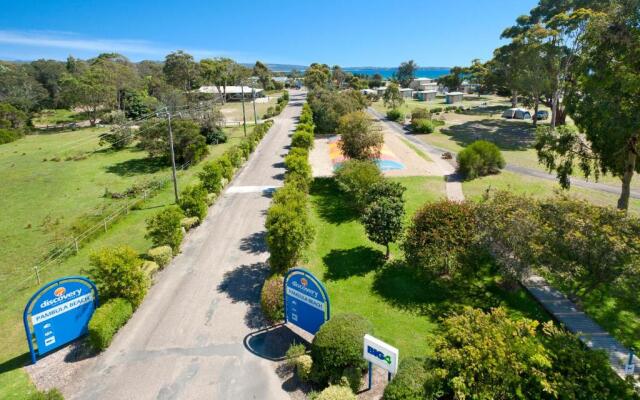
[0,30,246,61]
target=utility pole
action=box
[240,81,247,137]
[252,85,258,126]
[166,110,179,203]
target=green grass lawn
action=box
[370,95,511,117]
[304,176,549,358]
[0,124,252,399]
[31,109,90,126]
[219,92,282,122]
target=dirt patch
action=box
[309,131,440,178]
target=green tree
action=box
[437,66,467,92]
[30,59,67,108]
[304,63,331,90]
[253,61,272,90]
[331,65,347,88]
[396,60,417,87]
[362,195,405,258]
[0,62,48,111]
[336,111,383,160]
[138,119,208,166]
[334,160,383,212]
[540,2,640,210]
[307,89,366,134]
[163,50,200,91]
[382,82,403,110]
[59,67,114,126]
[146,206,184,253]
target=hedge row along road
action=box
[61,91,306,399]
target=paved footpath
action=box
[367,107,640,200]
[369,106,639,380]
[62,91,307,400]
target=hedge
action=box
[146,206,184,254]
[179,183,208,220]
[148,245,172,268]
[88,298,133,351]
[314,385,356,400]
[260,275,284,322]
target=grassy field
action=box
[371,94,512,116]
[219,92,282,122]
[0,124,253,399]
[304,176,549,358]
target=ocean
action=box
[342,67,450,79]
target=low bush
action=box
[402,200,478,278]
[28,388,65,400]
[340,366,362,393]
[148,245,172,268]
[260,275,284,322]
[334,160,383,212]
[311,313,373,384]
[286,343,307,360]
[0,128,24,144]
[386,108,403,122]
[142,260,159,276]
[203,128,227,145]
[457,140,505,179]
[411,119,434,134]
[430,106,443,114]
[282,91,290,101]
[88,246,149,307]
[314,385,356,400]
[217,154,235,181]
[410,107,431,123]
[198,161,224,194]
[88,298,133,351]
[264,106,275,119]
[179,183,208,220]
[294,355,313,382]
[382,357,429,400]
[284,152,312,188]
[291,130,314,150]
[146,206,184,254]
[180,216,200,230]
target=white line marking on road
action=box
[225,185,281,194]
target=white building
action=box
[445,92,464,104]
[410,77,439,92]
[197,85,264,101]
[399,88,414,99]
[416,90,437,101]
[360,88,377,96]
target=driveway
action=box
[62,91,306,400]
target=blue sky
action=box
[0,0,538,67]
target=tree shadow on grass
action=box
[323,246,385,281]
[310,178,358,224]
[372,259,548,321]
[217,262,269,330]
[105,156,167,177]
[440,119,535,151]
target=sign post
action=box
[363,334,399,390]
[23,276,98,364]
[283,268,330,336]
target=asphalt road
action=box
[63,91,306,400]
[367,107,640,200]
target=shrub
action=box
[179,183,208,220]
[382,357,429,400]
[337,111,384,160]
[198,161,224,194]
[265,202,314,273]
[148,245,172,268]
[142,260,159,276]
[334,160,383,212]
[260,275,284,322]
[203,128,227,145]
[314,385,356,400]
[282,91,290,101]
[28,389,65,400]
[364,180,406,206]
[99,126,133,150]
[146,206,184,254]
[340,366,362,393]
[284,153,312,189]
[0,128,24,144]
[311,313,373,384]
[402,200,478,278]
[264,106,275,119]
[430,106,443,114]
[88,246,149,307]
[457,140,505,179]
[386,108,403,122]
[217,154,235,181]
[308,89,365,134]
[411,119,434,134]
[180,216,200,230]
[294,355,313,382]
[299,104,314,125]
[286,343,307,360]
[88,298,133,351]
[291,130,314,150]
[410,107,431,122]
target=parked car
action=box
[502,108,532,120]
[536,110,549,120]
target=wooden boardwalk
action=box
[522,275,638,379]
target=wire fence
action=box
[0,160,192,304]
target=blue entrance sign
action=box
[284,268,330,335]
[23,276,98,363]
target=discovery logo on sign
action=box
[363,334,399,374]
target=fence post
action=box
[34,266,41,285]
[74,238,79,254]
[104,220,107,232]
